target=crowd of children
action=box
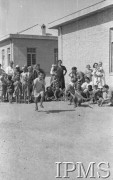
[0,60,113,110]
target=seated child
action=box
[7,75,14,103]
[33,72,45,111]
[93,85,102,103]
[97,85,112,106]
[81,77,93,98]
[45,86,54,101]
[0,73,7,102]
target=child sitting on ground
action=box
[7,75,14,103]
[97,85,112,106]
[45,86,54,101]
[33,72,45,111]
[93,85,102,103]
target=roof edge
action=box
[48,0,113,29]
[0,33,58,42]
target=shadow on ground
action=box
[45,109,75,114]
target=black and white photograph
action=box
[0,0,113,179]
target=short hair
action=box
[103,84,109,89]
[72,67,77,71]
[85,77,90,81]
[88,85,93,91]
[8,75,12,80]
[93,63,98,68]
[58,60,62,63]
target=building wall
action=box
[59,7,113,87]
[13,38,58,74]
[0,40,12,70]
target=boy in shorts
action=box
[33,72,45,111]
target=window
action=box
[7,48,11,65]
[54,48,58,64]
[27,48,36,66]
[2,49,5,68]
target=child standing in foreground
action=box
[33,72,45,111]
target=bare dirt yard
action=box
[0,101,113,180]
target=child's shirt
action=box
[50,67,57,75]
[34,78,44,97]
[85,69,93,80]
[20,72,28,84]
[7,80,14,93]
[1,76,7,87]
[102,91,110,100]
[81,82,93,91]
[51,78,59,90]
[27,72,34,85]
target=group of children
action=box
[0,61,113,110]
[64,62,113,108]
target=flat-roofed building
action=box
[0,33,58,75]
[49,0,113,87]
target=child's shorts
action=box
[34,91,44,102]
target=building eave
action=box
[48,0,113,29]
[0,34,58,43]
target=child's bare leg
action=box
[8,93,13,103]
[40,92,44,108]
[35,97,38,110]
[1,91,3,102]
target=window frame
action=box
[27,48,36,66]
[2,49,5,68]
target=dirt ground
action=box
[0,101,113,180]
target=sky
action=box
[0,0,104,38]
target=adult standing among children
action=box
[5,61,14,77]
[57,60,67,90]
